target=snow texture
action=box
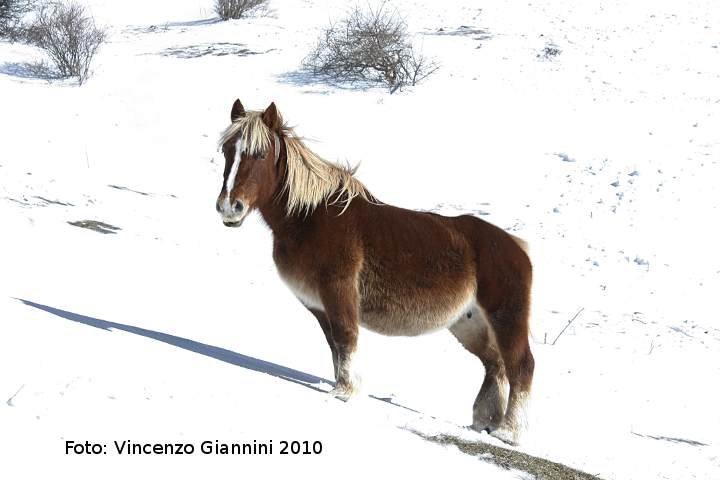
[1,0,719,479]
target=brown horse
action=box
[215,100,534,445]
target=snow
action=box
[2,0,719,478]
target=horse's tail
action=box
[508,233,529,256]
[506,232,538,349]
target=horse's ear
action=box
[261,102,281,131]
[230,99,245,121]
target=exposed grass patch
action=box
[33,196,75,206]
[108,184,150,196]
[157,42,267,58]
[431,25,491,41]
[408,430,603,480]
[68,220,121,234]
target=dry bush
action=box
[303,2,438,92]
[0,0,35,40]
[214,0,267,20]
[25,1,106,84]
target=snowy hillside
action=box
[2,0,719,479]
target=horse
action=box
[215,100,535,445]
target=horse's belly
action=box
[276,244,478,336]
[359,289,476,336]
[359,311,458,336]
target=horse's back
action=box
[357,202,530,287]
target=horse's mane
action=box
[219,110,375,216]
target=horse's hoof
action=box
[463,424,491,436]
[489,427,521,446]
[470,419,502,434]
[328,386,355,401]
[468,423,488,433]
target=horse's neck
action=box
[257,189,309,238]
[258,139,315,238]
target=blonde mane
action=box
[219,110,374,216]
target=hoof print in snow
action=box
[556,152,575,162]
[538,43,562,60]
[634,256,649,266]
[68,220,121,234]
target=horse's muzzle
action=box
[223,219,243,228]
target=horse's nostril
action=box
[234,200,244,212]
[216,201,222,213]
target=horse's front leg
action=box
[318,279,361,400]
[307,308,339,377]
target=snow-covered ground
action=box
[1,0,719,478]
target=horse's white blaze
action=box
[225,137,244,208]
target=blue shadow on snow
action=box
[17,299,417,412]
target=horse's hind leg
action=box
[450,307,508,432]
[486,298,535,445]
[307,308,338,377]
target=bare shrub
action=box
[303,2,438,92]
[0,0,35,40]
[25,1,106,84]
[214,0,268,20]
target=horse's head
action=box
[216,99,284,227]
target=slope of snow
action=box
[2,0,719,478]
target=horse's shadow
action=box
[17,299,416,411]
